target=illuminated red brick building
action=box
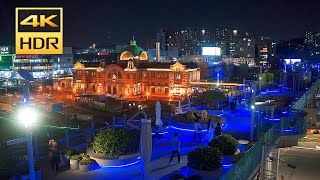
[55,40,201,99]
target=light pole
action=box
[18,107,37,180]
[17,69,36,180]
[217,72,220,87]
[259,65,262,94]
[250,81,256,142]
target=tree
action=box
[193,90,225,108]
[262,72,274,83]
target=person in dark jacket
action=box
[214,122,223,137]
[48,140,60,173]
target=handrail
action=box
[126,111,148,130]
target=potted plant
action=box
[188,147,222,171]
[70,155,82,170]
[79,155,95,172]
[208,134,238,155]
[61,149,77,166]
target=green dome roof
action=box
[122,39,145,56]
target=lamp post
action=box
[217,72,220,87]
[250,81,256,142]
[18,107,37,180]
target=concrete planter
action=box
[79,164,93,172]
[86,148,140,167]
[70,159,79,170]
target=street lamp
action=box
[17,107,38,180]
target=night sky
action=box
[1,0,320,48]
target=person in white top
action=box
[193,118,202,144]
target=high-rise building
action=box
[157,28,174,50]
[229,29,239,57]
[256,36,271,64]
[173,26,212,56]
[315,33,320,47]
[304,30,315,46]
[215,27,229,56]
[238,36,255,58]
[215,28,239,58]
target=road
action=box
[277,147,320,180]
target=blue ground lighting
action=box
[101,157,141,168]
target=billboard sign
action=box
[0,46,11,54]
[284,59,301,65]
[202,47,221,56]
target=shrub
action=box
[188,147,222,170]
[70,155,82,161]
[192,90,225,108]
[79,156,94,165]
[65,149,78,156]
[172,111,222,125]
[93,128,140,157]
[208,134,238,155]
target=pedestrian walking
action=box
[206,118,214,142]
[169,132,181,165]
[193,118,202,144]
[48,139,60,174]
[225,94,229,107]
[214,122,223,137]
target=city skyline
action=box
[1,0,320,47]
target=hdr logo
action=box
[16,8,63,54]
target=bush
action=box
[172,111,222,125]
[188,147,222,170]
[79,156,94,165]
[192,90,226,108]
[208,134,238,155]
[65,149,79,156]
[70,155,82,161]
[93,128,140,157]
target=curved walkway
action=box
[45,108,252,180]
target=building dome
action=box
[120,38,148,61]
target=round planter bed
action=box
[87,148,140,167]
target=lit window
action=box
[176,74,181,79]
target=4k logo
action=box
[16,8,63,54]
